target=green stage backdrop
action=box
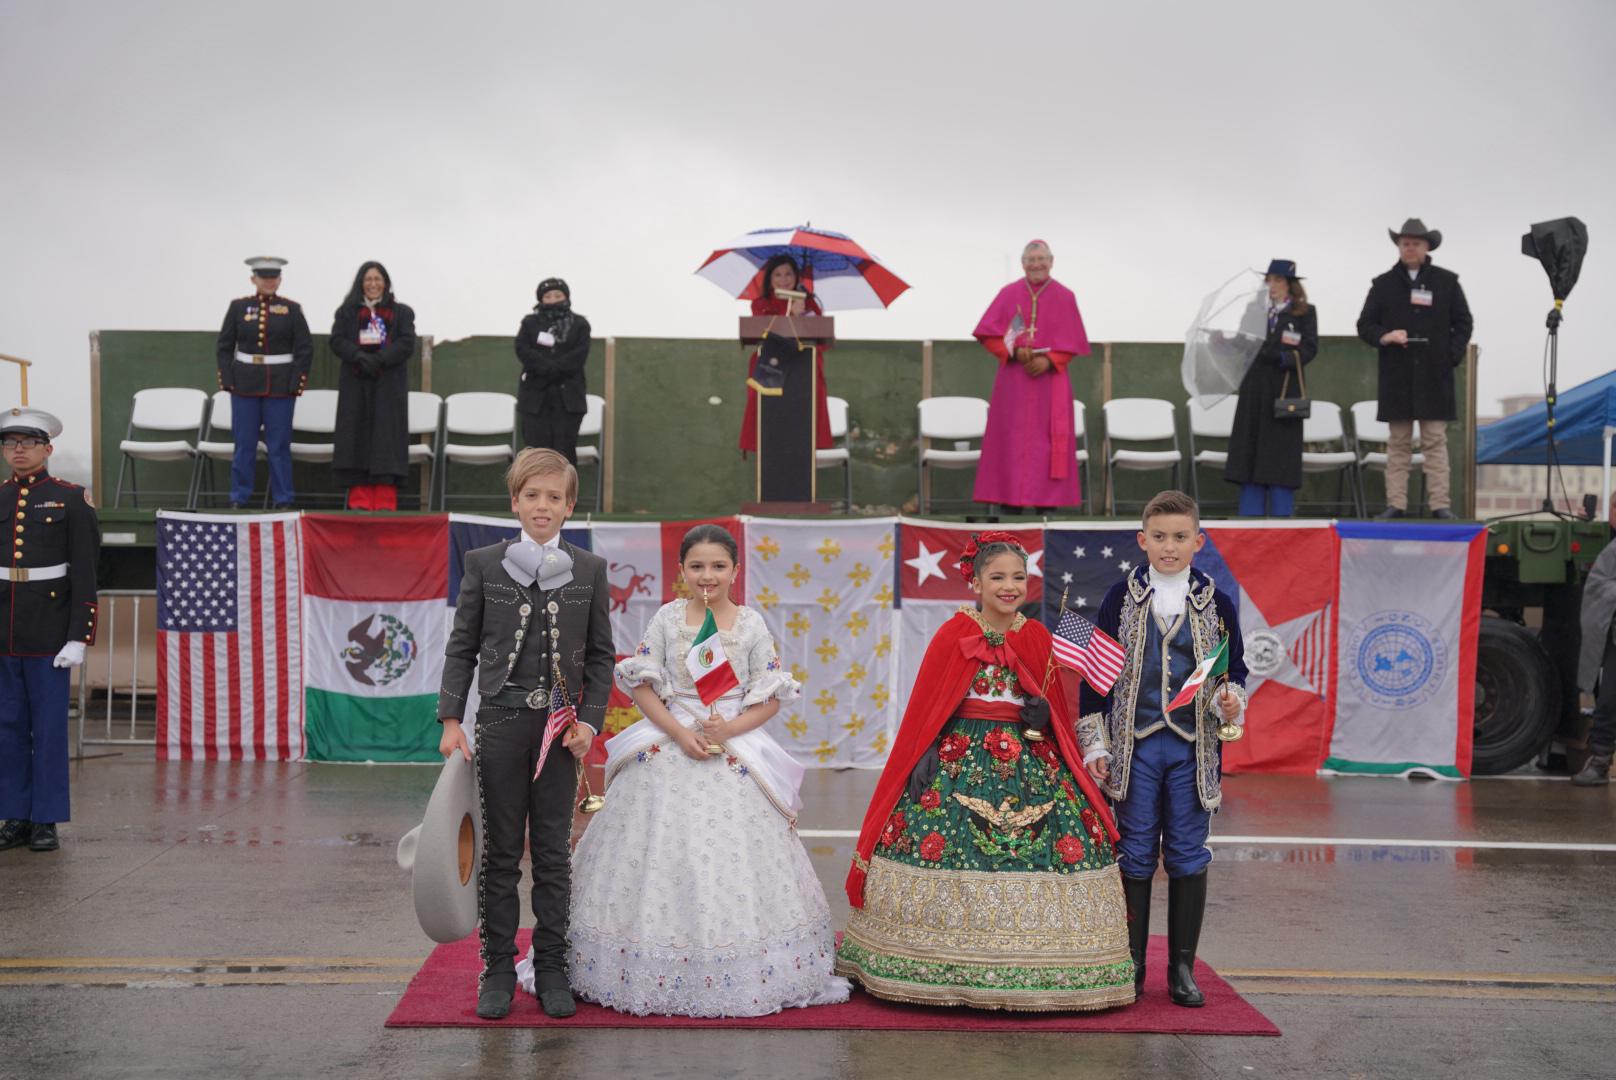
[92,330,1471,519]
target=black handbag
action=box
[1273,350,1312,420]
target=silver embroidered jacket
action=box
[437,538,614,731]
[1076,565,1248,811]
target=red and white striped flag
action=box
[1289,606,1330,698]
[532,684,578,781]
[1052,608,1126,693]
[156,512,302,760]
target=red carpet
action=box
[384,931,1278,1035]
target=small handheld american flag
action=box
[533,682,579,781]
[1052,608,1126,694]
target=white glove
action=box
[53,641,86,668]
[536,330,556,347]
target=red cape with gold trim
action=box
[846,610,1119,908]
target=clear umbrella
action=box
[1183,270,1267,405]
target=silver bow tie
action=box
[503,540,574,591]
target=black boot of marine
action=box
[1121,875,1153,996]
[1167,870,1208,1007]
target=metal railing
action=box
[75,589,158,752]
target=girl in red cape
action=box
[835,534,1134,1011]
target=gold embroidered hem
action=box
[836,856,1135,1012]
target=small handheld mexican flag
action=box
[1166,635,1230,713]
[687,606,740,705]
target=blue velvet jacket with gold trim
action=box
[1076,564,1247,811]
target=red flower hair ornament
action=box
[956,531,1027,584]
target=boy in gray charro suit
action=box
[438,448,614,1019]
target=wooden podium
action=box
[740,314,834,510]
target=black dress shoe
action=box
[0,819,32,850]
[1431,508,1456,519]
[538,987,576,1018]
[28,823,59,852]
[1375,506,1406,520]
[475,989,512,1019]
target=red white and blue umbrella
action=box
[695,225,910,311]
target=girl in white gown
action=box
[558,524,849,1017]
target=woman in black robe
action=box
[515,277,592,463]
[330,261,416,510]
[1224,259,1317,517]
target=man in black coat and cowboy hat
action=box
[1356,218,1474,519]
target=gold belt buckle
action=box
[251,354,266,365]
[10,567,27,583]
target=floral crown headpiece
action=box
[957,531,1026,583]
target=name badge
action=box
[1280,329,1302,347]
[1410,287,1433,307]
[359,328,383,346]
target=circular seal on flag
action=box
[342,613,419,687]
[699,644,715,668]
[1244,630,1285,679]
[1346,610,1444,710]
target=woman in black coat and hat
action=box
[1224,260,1317,517]
[330,261,417,510]
[515,278,592,464]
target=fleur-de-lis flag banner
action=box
[746,517,899,768]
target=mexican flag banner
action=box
[1167,635,1230,713]
[686,605,739,705]
[301,515,449,762]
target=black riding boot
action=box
[1122,875,1153,996]
[1167,869,1208,1007]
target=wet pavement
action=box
[2,751,1613,1079]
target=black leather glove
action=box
[359,355,382,379]
[1020,696,1051,734]
[907,744,940,803]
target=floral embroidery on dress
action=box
[918,832,946,861]
[1055,834,1085,864]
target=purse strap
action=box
[1280,349,1308,399]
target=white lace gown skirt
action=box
[562,747,850,1017]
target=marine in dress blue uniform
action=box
[0,408,99,853]
[214,256,313,508]
[1078,563,1247,1005]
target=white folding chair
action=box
[574,393,606,511]
[1301,402,1364,517]
[1185,397,1238,505]
[439,391,517,509]
[114,387,208,509]
[917,396,989,513]
[1103,397,1183,514]
[288,389,340,465]
[194,390,269,508]
[1351,400,1426,515]
[1073,400,1092,506]
[816,395,853,511]
[406,391,444,510]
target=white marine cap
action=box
[0,406,63,440]
[244,256,289,274]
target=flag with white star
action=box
[155,511,303,761]
[1045,521,1339,775]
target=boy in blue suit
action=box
[1077,490,1246,1006]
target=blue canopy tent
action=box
[1476,369,1616,517]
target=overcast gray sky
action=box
[3,0,1612,487]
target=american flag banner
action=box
[532,683,579,781]
[156,511,303,761]
[1051,607,1126,693]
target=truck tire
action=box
[1472,615,1561,775]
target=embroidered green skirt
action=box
[837,716,1135,1011]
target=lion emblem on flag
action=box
[343,613,419,687]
